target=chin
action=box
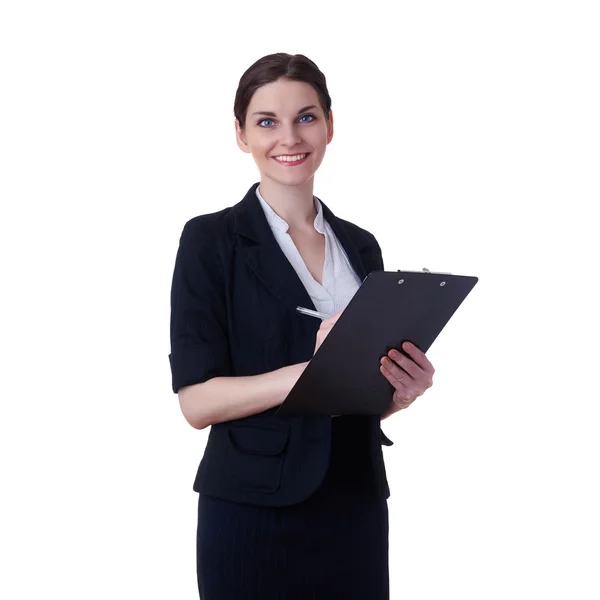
[265,170,316,188]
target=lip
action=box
[272,152,311,166]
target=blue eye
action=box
[257,114,316,128]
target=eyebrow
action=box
[251,105,318,117]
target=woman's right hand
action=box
[313,309,344,355]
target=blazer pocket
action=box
[225,424,290,494]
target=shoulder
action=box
[180,206,233,244]
[172,208,236,283]
[175,205,240,269]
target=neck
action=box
[258,177,317,231]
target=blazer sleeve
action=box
[168,220,232,393]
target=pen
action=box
[296,306,332,320]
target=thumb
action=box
[330,309,344,322]
[322,309,343,329]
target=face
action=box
[235,78,334,187]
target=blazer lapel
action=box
[318,198,382,282]
[233,183,382,316]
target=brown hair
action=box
[233,53,332,130]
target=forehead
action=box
[248,79,320,114]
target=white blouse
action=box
[255,186,362,316]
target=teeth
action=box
[274,153,307,162]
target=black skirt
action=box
[196,416,389,600]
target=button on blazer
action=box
[169,182,394,507]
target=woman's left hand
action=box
[380,342,435,418]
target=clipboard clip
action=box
[397,267,454,275]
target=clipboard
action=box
[275,269,478,417]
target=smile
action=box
[272,153,310,166]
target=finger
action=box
[320,311,341,329]
[381,356,433,396]
[327,310,343,325]
[393,389,416,409]
[386,349,434,390]
[385,349,425,381]
[401,342,435,375]
[320,322,336,335]
[380,357,421,395]
[380,362,411,394]
[380,368,415,409]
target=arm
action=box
[177,310,345,429]
[178,361,309,430]
[170,221,316,429]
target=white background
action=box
[1,1,599,598]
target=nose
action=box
[279,122,303,148]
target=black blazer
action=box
[169,182,394,507]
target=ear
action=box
[326,110,334,145]
[235,120,251,153]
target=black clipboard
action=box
[275,270,478,417]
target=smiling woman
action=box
[234,75,334,201]
[168,52,423,600]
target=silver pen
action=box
[296,306,332,320]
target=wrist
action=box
[276,361,310,404]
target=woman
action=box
[168,53,435,600]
